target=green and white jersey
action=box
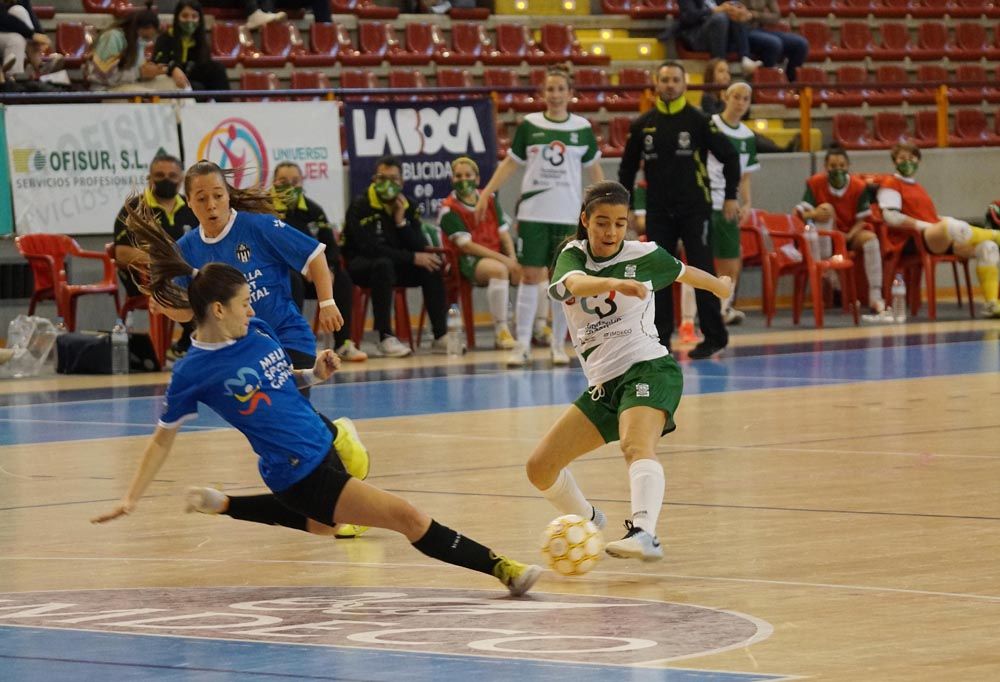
[549,239,684,386]
[707,114,759,210]
[509,112,601,225]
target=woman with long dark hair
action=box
[91,232,542,596]
[152,0,229,92]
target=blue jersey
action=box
[159,318,331,491]
[177,210,324,356]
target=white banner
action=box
[179,102,344,229]
[6,104,180,235]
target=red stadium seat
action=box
[828,65,868,107]
[951,109,1000,146]
[340,69,386,103]
[631,0,674,19]
[913,110,941,147]
[600,115,633,157]
[869,65,909,105]
[836,0,875,17]
[952,64,988,105]
[834,21,876,61]
[483,68,536,112]
[739,212,777,325]
[871,0,911,16]
[606,67,650,112]
[448,6,491,19]
[436,68,474,90]
[751,67,792,106]
[494,24,547,65]
[239,71,283,101]
[496,121,511,159]
[331,0,399,18]
[34,5,55,19]
[392,23,444,66]
[874,22,911,60]
[572,68,610,111]
[991,25,1000,60]
[795,66,831,105]
[789,0,834,16]
[289,70,332,101]
[954,0,1000,16]
[56,22,95,69]
[909,22,949,60]
[952,22,990,60]
[387,70,431,102]
[909,64,947,104]
[357,22,401,64]
[833,112,876,149]
[539,24,609,65]
[908,0,949,16]
[602,0,632,13]
[210,21,247,68]
[319,22,379,67]
[990,67,1000,104]
[873,111,912,147]
[799,22,834,60]
[291,23,337,67]
[252,20,298,68]
[450,22,501,65]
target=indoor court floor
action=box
[0,319,997,681]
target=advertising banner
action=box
[0,106,11,236]
[6,104,180,235]
[343,98,497,220]
[180,101,344,227]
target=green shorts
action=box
[517,220,577,268]
[572,355,683,444]
[458,254,482,282]
[711,210,741,260]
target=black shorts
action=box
[273,449,350,526]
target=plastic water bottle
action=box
[50,316,67,364]
[891,274,907,324]
[111,318,129,375]
[446,304,464,356]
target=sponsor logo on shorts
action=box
[636,383,650,398]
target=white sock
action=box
[550,299,567,350]
[681,283,697,322]
[862,238,883,304]
[486,278,509,326]
[515,283,538,346]
[628,459,665,535]
[535,281,549,327]
[539,469,593,519]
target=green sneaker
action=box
[333,417,370,480]
[494,557,543,597]
[334,523,370,539]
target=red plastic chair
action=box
[951,64,988,105]
[869,65,909,106]
[572,68,609,111]
[436,68,474,90]
[331,0,399,18]
[392,23,442,66]
[239,71,282,101]
[828,65,868,107]
[16,234,120,332]
[290,70,332,100]
[632,0,673,18]
[388,70,431,102]
[951,109,1000,147]
[952,23,989,60]
[835,0,875,14]
[105,243,173,368]
[874,22,911,60]
[908,64,946,105]
[789,0,834,16]
[351,287,413,349]
[57,22,96,69]
[602,0,632,12]
[795,66,832,105]
[600,115,633,157]
[799,22,834,60]
[739,211,777,325]
[751,67,792,106]
[834,21,876,61]
[340,69,385,103]
[909,0,949,16]
[909,22,949,60]
[483,68,535,112]
[417,231,475,350]
[539,23,610,65]
[449,22,494,65]
[210,21,247,68]
[606,67,650,111]
[912,110,941,147]
[292,23,339,66]
[252,20,298,68]
[872,0,912,16]
[873,111,912,147]
[833,113,873,150]
[357,22,404,64]
[494,24,547,65]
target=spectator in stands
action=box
[476,66,603,367]
[877,143,1000,318]
[698,58,728,116]
[677,0,761,75]
[113,153,198,358]
[438,156,520,350]
[152,0,229,94]
[0,0,50,79]
[342,155,450,358]
[795,146,885,315]
[272,161,367,363]
[87,7,185,92]
[743,0,808,82]
[618,61,740,359]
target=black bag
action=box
[56,332,162,374]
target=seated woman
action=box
[0,0,58,82]
[438,157,521,350]
[152,0,229,93]
[877,143,1000,318]
[87,7,184,92]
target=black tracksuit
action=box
[618,97,740,348]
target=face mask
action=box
[153,178,179,200]
[452,179,477,196]
[178,21,198,37]
[827,169,848,189]
[277,185,302,205]
[374,179,401,202]
[896,160,918,177]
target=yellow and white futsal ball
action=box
[540,514,603,576]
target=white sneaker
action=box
[184,486,227,514]
[604,520,663,562]
[722,307,746,325]
[551,345,570,365]
[376,335,412,358]
[429,0,452,13]
[741,56,763,74]
[983,301,1000,319]
[336,340,368,363]
[245,9,286,30]
[505,344,530,367]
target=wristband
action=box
[318,299,337,309]
[301,369,320,386]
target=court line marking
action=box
[1,555,998,603]
[0,418,221,431]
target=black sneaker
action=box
[688,340,725,360]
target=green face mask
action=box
[895,160,918,177]
[827,169,848,189]
[374,179,401,202]
[178,20,198,37]
[452,179,477,197]
[277,185,302,205]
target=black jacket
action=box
[343,186,427,266]
[278,195,341,269]
[618,98,741,218]
[151,28,210,73]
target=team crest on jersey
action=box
[624,264,637,279]
[273,219,285,229]
[636,383,650,398]
[643,134,654,151]
[542,140,566,166]
[678,132,691,150]
[235,242,252,264]
[223,367,272,415]
[570,132,578,144]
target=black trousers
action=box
[347,256,448,339]
[289,261,354,349]
[186,60,230,92]
[646,210,728,349]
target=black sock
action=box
[225,494,309,532]
[411,519,502,576]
